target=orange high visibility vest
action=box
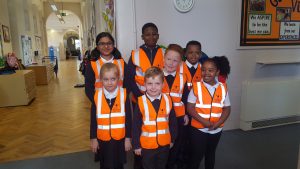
[131,48,164,92]
[91,58,125,89]
[191,81,227,129]
[138,94,172,149]
[94,87,126,141]
[178,62,202,88]
[162,73,186,117]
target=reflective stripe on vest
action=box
[141,95,170,125]
[191,82,226,129]
[139,94,172,149]
[195,82,225,109]
[163,73,185,117]
[98,124,125,130]
[141,129,170,137]
[173,101,183,107]
[132,48,164,92]
[95,87,126,141]
[180,62,202,88]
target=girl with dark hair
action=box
[85,32,128,102]
[187,57,231,169]
[84,32,128,165]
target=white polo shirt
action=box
[188,80,230,134]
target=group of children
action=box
[85,23,231,169]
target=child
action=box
[179,40,204,168]
[161,44,189,169]
[180,40,203,88]
[127,22,165,169]
[132,66,177,169]
[90,63,132,169]
[187,58,231,169]
[85,32,127,105]
[127,22,165,99]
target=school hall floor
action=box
[0,59,299,169]
[0,58,90,163]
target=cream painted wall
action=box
[0,0,13,55]
[6,0,48,63]
[116,0,300,130]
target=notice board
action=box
[240,0,300,46]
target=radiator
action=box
[240,78,300,131]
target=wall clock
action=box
[174,0,195,13]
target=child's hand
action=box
[183,115,189,126]
[209,122,220,130]
[90,139,99,153]
[203,120,212,128]
[125,138,132,151]
[134,148,142,156]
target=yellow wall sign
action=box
[240,0,300,46]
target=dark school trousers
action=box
[142,146,169,169]
[167,116,188,169]
[188,127,222,169]
[100,166,123,169]
[134,153,144,169]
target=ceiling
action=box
[46,10,81,31]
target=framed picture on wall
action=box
[0,26,5,69]
[2,25,10,42]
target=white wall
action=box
[116,0,300,130]
[6,0,48,62]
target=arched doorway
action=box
[46,10,82,60]
[63,31,80,60]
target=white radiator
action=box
[240,78,300,131]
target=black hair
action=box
[90,47,122,61]
[185,40,202,50]
[142,22,158,34]
[204,56,230,76]
[95,32,115,45]
[90,32,121,61]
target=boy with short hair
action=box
[180,40,203,89]
[127,22,165,169]
[127,22,165,99]
[132,67,177,169]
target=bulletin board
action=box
[240,0,300,46]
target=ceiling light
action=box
[50,4,58,11]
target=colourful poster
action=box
[101,0,115,35]
[241,0,300,46]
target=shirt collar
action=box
[103,87,118,100]
[141,44,159,50]
[100,55,114,63]
[163,70,176,77]
[202,78,219,89]
[185,60,198,69]
[146,93,162,102]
